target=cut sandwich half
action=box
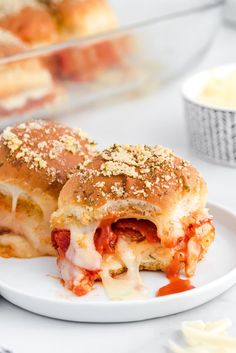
[51,144,215,300]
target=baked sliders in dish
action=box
[0,0,58,46]
[46,0,130,81]
[0,29,57,116]
[51,144,215,300]
[0,119,96,258]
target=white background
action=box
[1,24,236,353]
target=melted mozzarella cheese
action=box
[186,237,201,277]
[63,223,148,300]
[66,223,101,271]
[59,257,84,286]
[100,237,148,301]
[0,182,25,212]
[0,182,56,220]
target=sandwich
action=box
[51,144,215,300]
[45,0,130,81]
[0,119,96,258]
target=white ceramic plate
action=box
[0,202,235,323]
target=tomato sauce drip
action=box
[157,277,195,297]
[51,229,71,253]
[156,218,212,297]
[94,218,159,255]
[71,270,99,296]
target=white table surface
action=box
[1,24,236,353]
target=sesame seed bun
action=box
[0,119,96,258]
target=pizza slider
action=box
[0,119,96,258]
[51,144,215,300]
[45,0,130,81]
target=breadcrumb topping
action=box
[2,127,22,152]
[111,183,125,197]
[101,161,138,178]
[95,181,105,188]
[74,144,194,205]
[1,119,96,184]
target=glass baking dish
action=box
[0,0,224,127]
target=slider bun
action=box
[50,0,117,37]
[0,119,96,197]
[55,144,207,225]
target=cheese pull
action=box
[101,237,148,300]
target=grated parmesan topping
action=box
[1,119,96,184]
[95,181,105,188]
[2,126,22,152]
[74,144,194,204]
[110,183,125,197]
[101,161,138,178]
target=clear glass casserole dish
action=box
[0,0,224,127]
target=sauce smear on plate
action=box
[157,277,195,297]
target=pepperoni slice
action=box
[94,218,159,255]
[51,229,71,253]
[113,219,159,243]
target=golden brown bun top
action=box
[48,0,117,37]
[0,119,96,196]
[59,144,207,210]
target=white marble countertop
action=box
[1,24,236,353]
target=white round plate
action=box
[0,202,236,323]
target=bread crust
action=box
[0,119,96,258]
[0,120,96,195]
[49,0,117,37]
[55,144,207,225]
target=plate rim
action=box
[0,201,236,307]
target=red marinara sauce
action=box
[94,218,159,255]
[51,229,71,253]
[156,218,213,297]
[157,277,195,297]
